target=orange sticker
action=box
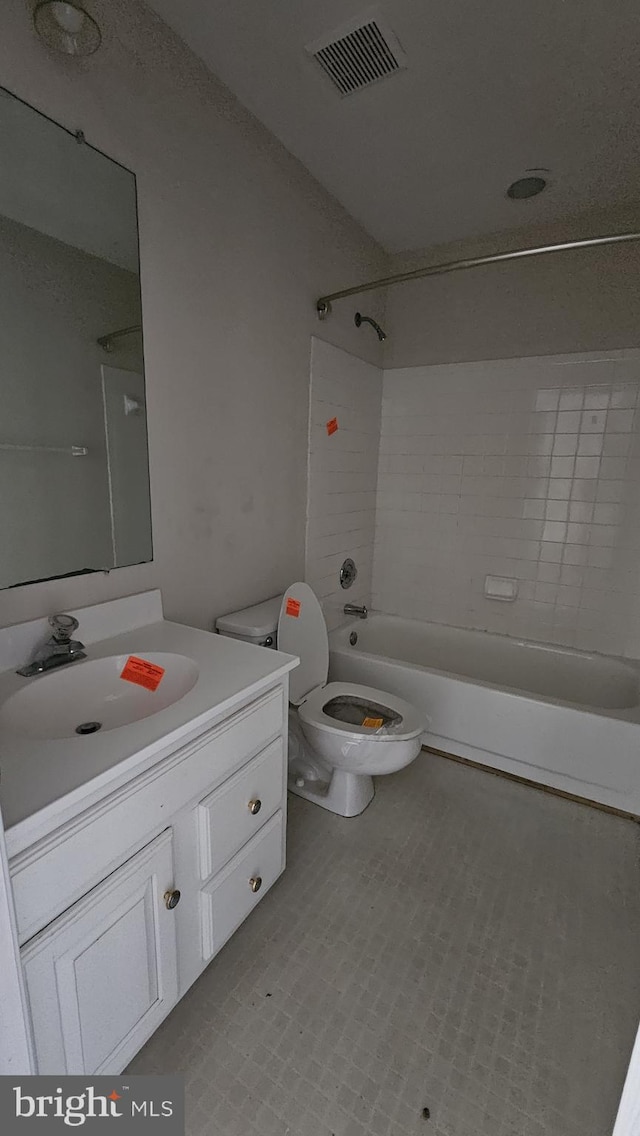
[120,655,166,692]
[326,417,339,436]
[363,716,384,729]
[286,597,301,618]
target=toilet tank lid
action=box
[216,595,282,638]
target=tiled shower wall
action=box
[372,350,640,657]
[305,338,382,630]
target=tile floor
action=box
[129,754,640,1136]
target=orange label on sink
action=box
[120,655,165,692]
[286,597,301,618]
[363,717,384,729]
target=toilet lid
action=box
[277,583,329,706]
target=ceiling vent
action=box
[306,10,408,97]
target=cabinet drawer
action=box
[11,684,285,944]
[197,738,284,879]
[200,810,284,962]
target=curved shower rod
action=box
[316,231,640,319]
[97,324,142,352]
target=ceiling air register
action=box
[306,11,408,96]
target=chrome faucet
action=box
[17,613,86,677]
[343,603,368,619]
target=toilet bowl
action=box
[278,583,425,816]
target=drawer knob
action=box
[249,876,262,894]
[164,888,181,910]
[248,798,262,815]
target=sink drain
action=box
[75,721,102,735]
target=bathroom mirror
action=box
[0,86,152,589]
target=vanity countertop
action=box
[0,619,297,857]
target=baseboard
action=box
[423,745,640,823]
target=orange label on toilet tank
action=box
[363,717,384,729]
[120,655,166,692]
[326,416,339,436]
[285,598,301,618]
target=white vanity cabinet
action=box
[8,676,290,1076]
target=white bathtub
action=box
[329,614,640,815]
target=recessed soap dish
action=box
[484,575,518,602]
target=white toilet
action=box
[218,584,424,816]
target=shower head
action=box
[354,312,387,341]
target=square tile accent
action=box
[128,755,640,1136]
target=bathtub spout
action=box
[344,603,368,619]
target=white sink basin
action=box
[0,653,199,739]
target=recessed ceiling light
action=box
[33,2,101,57]
[506,176,547,200]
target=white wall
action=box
[0,213,142,588]
[374,350,640,657]
[0,0,385,630]
[305,339,382,630]
[383,208,640,369]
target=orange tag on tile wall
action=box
[363,717,384,729]
[285,598,301,618]
[326,417,338,436]
[120,655,166,692]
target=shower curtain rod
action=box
[316,231,640,319]
[97,324,142,352]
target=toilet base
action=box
[288,769,375,817]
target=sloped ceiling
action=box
[146,0,640,252]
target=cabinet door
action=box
[22,829,178,1075]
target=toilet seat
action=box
[277,582,330,705]
[278,584,424,746]
[299,681,424,743]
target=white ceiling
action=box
[147,0,640,253]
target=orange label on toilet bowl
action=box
[363,716,384,729]
[120,655,165,692]
[285,598,301,618]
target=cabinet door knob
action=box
[164,888,181,910]
[249,876,262,894]
[248,798,262,815]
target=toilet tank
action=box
[215,595,281,648]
